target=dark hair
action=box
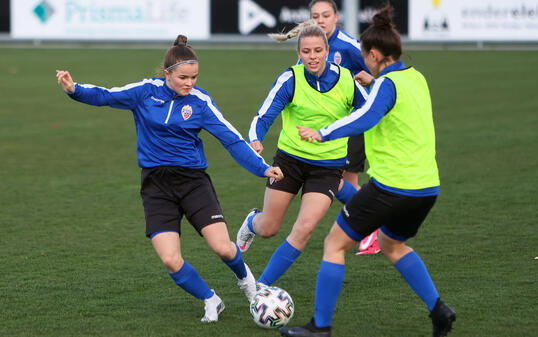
[309,0,338,13]
[359,3,402,61]
[161,35,198,74]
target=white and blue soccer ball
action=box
[249,286,295,328]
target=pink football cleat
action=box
[356,229,381,255]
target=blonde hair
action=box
[267,19,317,42]
[296,24,328,50]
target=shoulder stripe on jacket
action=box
[336,31,361,51]
[79,78,164,92]
[249,69,293,141]
[190,88,243,139]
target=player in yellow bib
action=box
[282,5,456,337]
[236,25,367,288]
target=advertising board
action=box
[11,0,210,40]
[410,0,538,41]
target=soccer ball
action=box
[249,286,295,328]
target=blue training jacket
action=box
[67,78,270,176]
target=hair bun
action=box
[371,5,394,29]
[174,35,188,46]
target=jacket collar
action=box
[379,61,406,77]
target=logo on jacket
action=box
[333,51,342,65]
[181,105,193,120]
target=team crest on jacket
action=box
[334,51,342,65]
[181,105,193,120]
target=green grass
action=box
[0,47,537,337]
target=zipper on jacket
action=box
[316,80,320,91]
[164,95,178,124]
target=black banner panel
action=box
[359,0,408,35]
[1,0,9,32]
[211,0,407,36]
[211,0,343,35]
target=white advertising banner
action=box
[410,0,538,41]
[11,0,209,40]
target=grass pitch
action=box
[0,47,537,336]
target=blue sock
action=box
[247,212,257,233]
[222,244,247,279]
[394,251,439,311]
[314,261,345,327]
[169,261,214,300]
[258,240,301,285]
[335,180,357,204]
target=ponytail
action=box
[268,19,317,42]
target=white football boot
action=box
[200,290,225,322]
[237,263,257,302]
[236,208,260,253]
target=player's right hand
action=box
[297,125,322,143]
[264,166,283,182]
[354,70,374,87]
[56,70,75,94]
[249,140,263,154]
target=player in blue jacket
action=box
[56,35,283,323]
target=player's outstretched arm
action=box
[296,125,322,143]
[56,70,75,93]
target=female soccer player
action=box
[236,25,366,288]
[271,0,380,254]
[56,35,283,323]
[280,5,456,337]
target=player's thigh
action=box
[151,231,183,271]
[295,192,332,230]
[323,222,358,264]
[201,222,235,259]
[260,187,295,231]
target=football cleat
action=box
[200,291,225,322]
[280,318,331,337]
[236,208,260,253]
[430,298,456,337]
[355,229,381,255]
[237,263,257,302]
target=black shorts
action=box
[266,150,343,200]
[140,166,225,238]
[343,134,366,173]
[338,179,437,241]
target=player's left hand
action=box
[264,166,284,181]
[297,125,322,143]
[56,70,75,93]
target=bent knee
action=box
[160,255,183,272]
[257,218,282,237]
[212,241,235,259]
